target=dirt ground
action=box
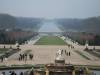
[0,44,100,66]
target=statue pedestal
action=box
[55,59,65,66]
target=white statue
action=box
[56,49,64,60]
[56,49,62,56]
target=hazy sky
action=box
[0,0,100,19]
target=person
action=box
[10,46,12,49]
[66,52,68,56]
[24,71,29,75]
[61,50,63,55]
[4,46,5,48]
[65,50,68,56]
[29,54,33,60]
[69,52,71,56]
[31,54,33,60]
[79,68,83,74]
[0,56,4,62]
[9,71,12,75]
[72,46,74,49]
[93,46,95,50]
[18,56,21,61]
[20,72,23,75]
[25,53,27,61]
[22,54,25,61]
[19,54,21,61]
[65,50,67,55]
[1,72,5,75]
[11,71,16,75]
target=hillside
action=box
[0,14,42,31]
[16,17,42,31]
[0,14,16,29]
[56,17,100,34]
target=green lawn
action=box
[0,48,9,54]
[35,36,67,45]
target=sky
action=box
[0,0,100,19]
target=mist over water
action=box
[39,21,61,32]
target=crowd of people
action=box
[64,50,71,56]
[56,49,71,57]
[18,53,33,62]
[67,44,74,49]
[62,50,71,56]
[0,70,34,75]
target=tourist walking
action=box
[0,56,4,62]
[20,72,23,75]
[29,54,33,60]
[69,52,71,56]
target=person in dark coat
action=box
[0,56,3,62]
[69,52,71,56]
[20,72,23,75]
[29,54,33,60]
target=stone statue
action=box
[56,49,64,61]
[56,49,62,57]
